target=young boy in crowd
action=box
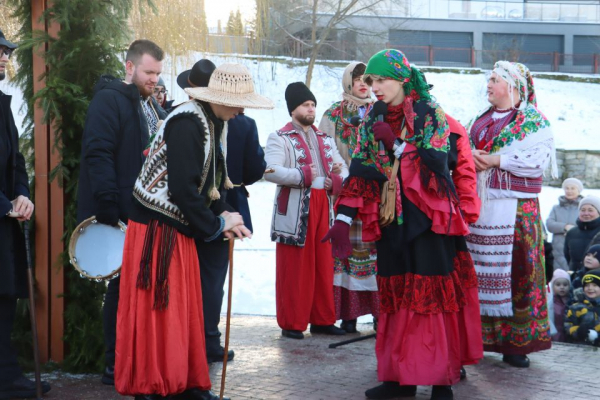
[548,269,571,342]
[564,269,600,346]
[572,244,600,289]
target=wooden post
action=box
[31,0,64,363]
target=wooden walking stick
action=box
[219,238,235,400]
[23,221,43,399]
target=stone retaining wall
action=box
[544,149,600,188]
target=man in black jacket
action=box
[177,60,267,363]
[0,29,51,399]
[76,39,166,385]
[200,112,267,363]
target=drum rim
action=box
[68,216,127,281]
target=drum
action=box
[68,216,127,281]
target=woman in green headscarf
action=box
[322,50,482,400]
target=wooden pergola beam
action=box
[31,0,64,363]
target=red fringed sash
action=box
[136,219,178,310]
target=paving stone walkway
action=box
[29,315,600,400]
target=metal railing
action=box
[382,0,600,23]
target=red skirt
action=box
[115,221,211,396]
[376,251,483,386]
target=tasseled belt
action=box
[136,219,177,310]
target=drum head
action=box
[69,218,126,280]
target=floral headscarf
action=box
[514,62,537,107]
[492,60,529,109]
[364,49,431,101]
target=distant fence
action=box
[202,35,600,75]
[388,44,600,74]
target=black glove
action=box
[95,197,120,226]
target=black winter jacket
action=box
[76,75,166,224]
[224,114,265,233]
[564,217,600,273]
[0,90,29,298]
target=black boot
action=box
[431,385,453,400]
[340,319,358,333]
[206,346,234,364]
[185,388,229,400]
[134,396,170,400]
[502,354,530,368]
[0,376,51,399]
[373,316,378,332]
[281,329,304,339]
[460,366,466,380]
[365,382,416,399]
[309,324,346,335]
[101,365,115,385]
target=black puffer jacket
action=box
[76,75,166,223]
[564,217,600,273]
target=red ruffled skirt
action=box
[376,251,483,386]
[115,221,211,396]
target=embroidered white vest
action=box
[133,100,227,225]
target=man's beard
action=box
[296,114,315,127]
[132,70,151,98]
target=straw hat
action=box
[185,63,273,110]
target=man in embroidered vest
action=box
[265,82,348,339]
[76,39,167,386]
[465,61,557,368]
[115,63,273,400]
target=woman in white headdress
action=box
[465,61,557,368]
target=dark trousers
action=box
[0,296,22,388]
[103,276,120,367]
[195,239,229,355]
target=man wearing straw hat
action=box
[265,82,348,340]
[114,63,273,400]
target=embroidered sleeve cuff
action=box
[205,216,225,242]
[300,165,313,187]
[336,214,353,225]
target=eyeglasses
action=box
[153,88,167,94]
[0,47,14,59]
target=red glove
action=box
[321,220,352,260]
[373,121,396,150]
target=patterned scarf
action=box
[341,61,373,111]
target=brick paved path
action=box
[33,315,599,400]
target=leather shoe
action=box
[282,329,304,339]
[431,385,453,400]
[101,365,114,385]
[459,367,466,380]
[0,375,51,399]
[310,324,346,335]
[340,319,358,333]
[365,382,416,399]
[134,395,170,400]
[187,388,229,400]
[502,354,530,368]
[206,346,234,364]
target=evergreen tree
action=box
[9,0,153,372]
[235,9,244,35]
[226,10,237,35]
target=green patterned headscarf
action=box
[364,49,431,101]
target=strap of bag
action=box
[388,126,406,183]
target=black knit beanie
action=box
[285,82,317,115]
[583,268,600,288]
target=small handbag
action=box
[378,126,405,228]
[379,158,399,228]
